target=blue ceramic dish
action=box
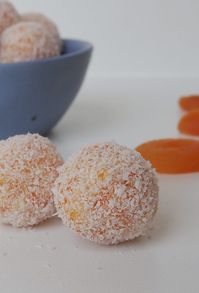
[0,39,93,139]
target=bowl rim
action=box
[0,39,93,66]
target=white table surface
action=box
[0,76,199,293]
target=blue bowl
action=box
[0,39,93,139]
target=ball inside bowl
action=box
[0,39,93,139]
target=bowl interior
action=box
[63,39,93,57]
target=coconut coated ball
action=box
[21,12,61,49]
[0,1,20,34]
[0,134,63,227]
[53,142,159,245]
[0,21,60,63]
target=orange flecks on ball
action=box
[0,1,20,34]
[53,142,159,245]
[0,133,63,227]
[0,178,4,186]
[21,12,61,46]
[136,139,199,174]
[178,110,199,136]
[179,95,199,111]
[0,22,60,63]
[97,169,108,180]
[70,210,79,221]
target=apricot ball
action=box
[53,142,159,245]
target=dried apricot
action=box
[136,139,199,174]
[179,95,199,111]
[178,110,199,136]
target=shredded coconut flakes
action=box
[53,142,159,245]
[0,133,63,227]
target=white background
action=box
[12,0,199,77]
[1,78,199,293]
[1,2,199,293]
